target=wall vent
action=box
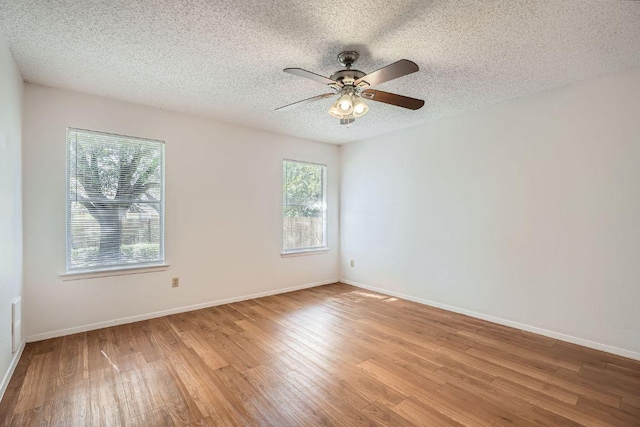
[12,297,21,353]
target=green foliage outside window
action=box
[283,161,324,218]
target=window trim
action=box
[281,248,329,258]
[60,263,170,281]
[65,128,166,274]
[281,158,328,255]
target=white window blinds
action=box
[66,128,165,272]
[282,160,327,253]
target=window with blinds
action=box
[282,160,327,253]
[66,128,165,272]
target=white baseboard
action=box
[341,279,640,361]
[26,279,339,342]
[0,342,26,402]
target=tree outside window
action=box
[66,129,164,271]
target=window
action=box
[282,160,327,253]
[66,128,165,272]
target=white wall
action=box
[341,69,640,358]
[23,84,339,340]
[0,34,24,390]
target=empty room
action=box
[1,0,639,425]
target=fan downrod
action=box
[337,51,359,69]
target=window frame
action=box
[65,127,166,274]
[281,158,328,255]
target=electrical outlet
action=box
[350,260,355,267]
[172,277,179,288]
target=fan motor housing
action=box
[330,69,366,86]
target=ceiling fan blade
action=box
[283,68,341,86]
[355,59,419,87]
[275,93,335,111]
[361,89,424,110]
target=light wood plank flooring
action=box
[1,283,639,426]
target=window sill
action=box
[281,248,329,258]
[60,263,170,281]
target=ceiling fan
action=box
[276,51,425,125]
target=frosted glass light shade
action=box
[352,96,369,117]
[336,94,353,114]
[328,99,345,118]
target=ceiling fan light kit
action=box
[276,51,425,125]
[328,87,365,119]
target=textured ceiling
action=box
[1,1,639,144]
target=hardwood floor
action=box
[1,283,639,426]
